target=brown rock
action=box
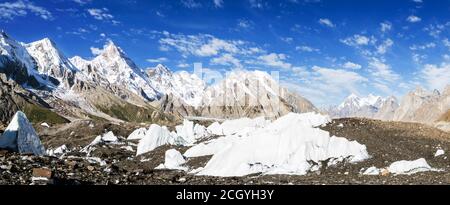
[380,168,390,177]
[87,166,95,171]
[32,168,52,178]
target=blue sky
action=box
[1,0,449,106]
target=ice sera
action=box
[176,189,274,202]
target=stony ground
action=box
[1,118,450,185]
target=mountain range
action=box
[0,31,317,125]
[327,87,450,131]
[0,30,448,131]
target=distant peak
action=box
[104,40,121,51]
[97,40,127,58]
[347,93,359,99]
[31,37,56,48]
[413,85,425,93]
[155,64,171,72]
[148,64,172,77]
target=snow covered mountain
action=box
[146,64,205,107]
[197,70,317,119]
[25,38,78,88]
[0,31,50,88]
[392,86,449,124]
[70,41,160,101]
[327,93,391,119]
[392,87,442,122]
[374,96,399,120]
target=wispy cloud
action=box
[421,63,450,90]
[340,34,372,47]
[296,45,319,52]
[257,53,292,69]
[249,0,267,9]
[146,57,168,63]
[181,0,202,8]
[318,18,335,28]
[407,15,421,23]
[213,0,224,8]
[87,8,120,25]
[0,0,53,21]
[368,58,400,83]
[376,38,394,54]
[380,21,392,33]
[342,61,362,70]
[72,0,92,5]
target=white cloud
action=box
[236,19,254,30]
[443,38,450,49]
[0,0,53,21]
[407,15,421,23]
[376,38,394,54]
[280,37,294,44]
[87,8,119,24]
[146,57,168,63]
[368,58,400,83]
[373,82,393,94]
[90,46,103,56]
[340,35,371,47]
[177,63,190,68]
[72,0,92,5]
[412,53,427,63]
[197,38,240,56]
[412,0,423,3]
[258,53,292,69]
[424,23,448,38]
[342,61,362,70]
[181,0,202,8]
[410,42,436,50]
[211,53,242,68]
[159,32,258,58]
[318,18,335,28]
[213,0,224,7]
[311,66,368,95]
[295,45,319,52]
[380,21,392,32]
[421,63,450,90]
[249,0,267,9]
[155,11,165,17]
[282,65,368,106]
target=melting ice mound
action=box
[0,111,45,156]
[130,120,208,156]
[187,112,369,177]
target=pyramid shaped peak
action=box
[104,40,122,52]
[0,111,45,156]
[155,64,171,73]
[35,37,54,45]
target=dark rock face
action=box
[0,73,67,125]
[0,58,43,89]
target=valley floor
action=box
[1,118,449,185]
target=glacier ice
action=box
[0,111,46,156]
